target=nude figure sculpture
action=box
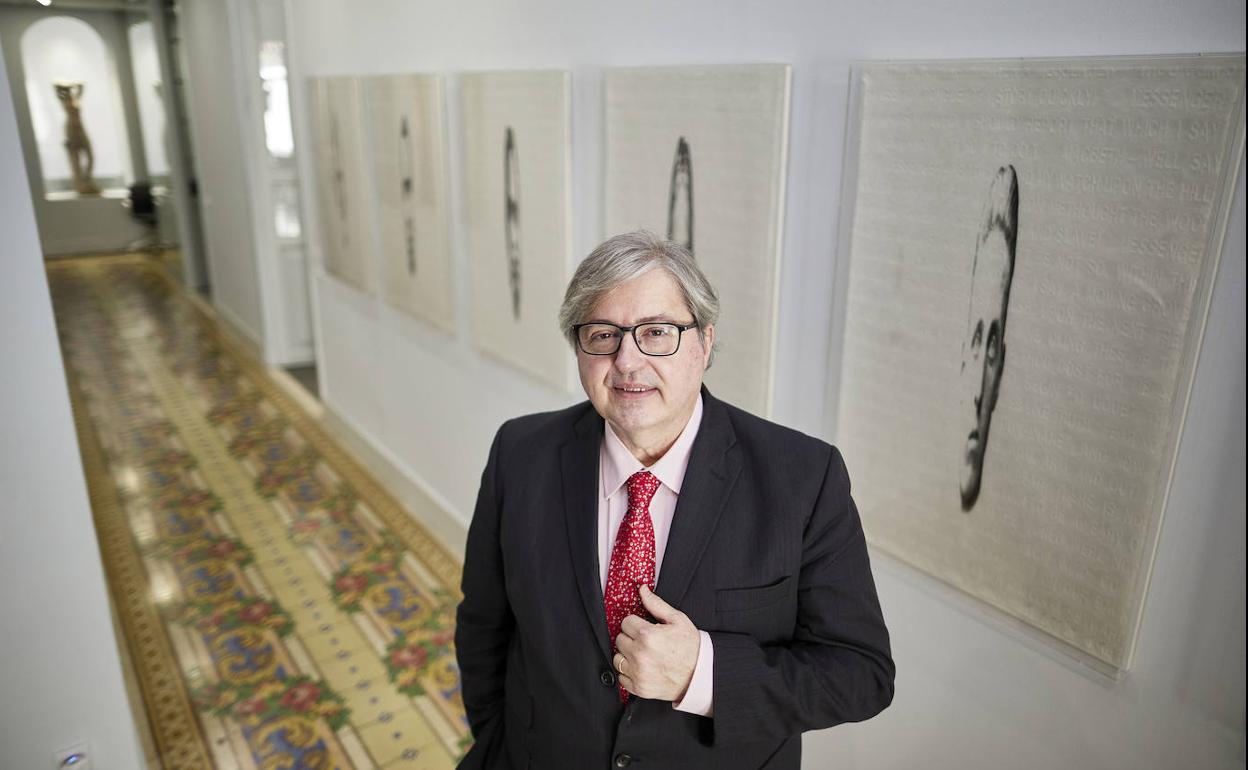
[54,81,101,196]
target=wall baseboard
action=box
[189,293,264,362]
[320,406,469,563]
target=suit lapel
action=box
[560,408,613,662]
[655,390,741,606]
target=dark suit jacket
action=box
[455,389,894,769]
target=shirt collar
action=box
[601,394,704,499]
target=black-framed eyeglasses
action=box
[573,321,699,357]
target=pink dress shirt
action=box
[598,395,714,717]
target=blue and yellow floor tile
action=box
[49,255,470,769]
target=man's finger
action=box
[639,585,681,623]
[617,673,635,693]
[615,633,637,657]
[620,614,650,638]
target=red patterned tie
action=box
[605,470,660,703]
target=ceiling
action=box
[0,0,149,10]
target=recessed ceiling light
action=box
[37,0,53,6]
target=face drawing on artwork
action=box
[399,115,417,275]
[667,136,694,252]
[578,268,713,455]
[504,126,522,320]
[958,165,1019,511]
[329,111,349,251]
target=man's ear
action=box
[701,324,715,369]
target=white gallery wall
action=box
[178,0,317,365]
[0,5,153,255]
[276,1,1246,768]
[178,0,267,351]
[0,44,145,770]
[127,18,170,179]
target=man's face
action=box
[958,213,1012,510]
[577,268,713,451]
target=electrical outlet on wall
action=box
[53,742,90,770]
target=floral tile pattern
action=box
[49,255,471,769]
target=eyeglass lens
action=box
[577,323,684,356]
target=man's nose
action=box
[613,332,646,371]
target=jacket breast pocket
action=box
[715,575,793,613]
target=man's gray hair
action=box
[558,231,720,360]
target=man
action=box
[456,231,894,769]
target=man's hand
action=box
[614,585,700,701]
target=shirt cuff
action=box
[672,630,714,717]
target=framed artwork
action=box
[835,55,1245,672]
[309,76,373,293]
[361,74,454,331]
[460,70,574,390]
[604,64,792,416]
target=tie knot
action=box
[627,470,660,509]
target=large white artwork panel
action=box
[837,56,1245,670]
[310,77,373,292]
[363,74,453,330]
[604,64,791,416]
[460,71,573,390]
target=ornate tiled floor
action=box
[48,255,470,769]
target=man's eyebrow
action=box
[582,315,684,325]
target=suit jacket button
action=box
[614,754,633,767]
[600,669,616,687]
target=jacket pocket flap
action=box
[715,575,793,612]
